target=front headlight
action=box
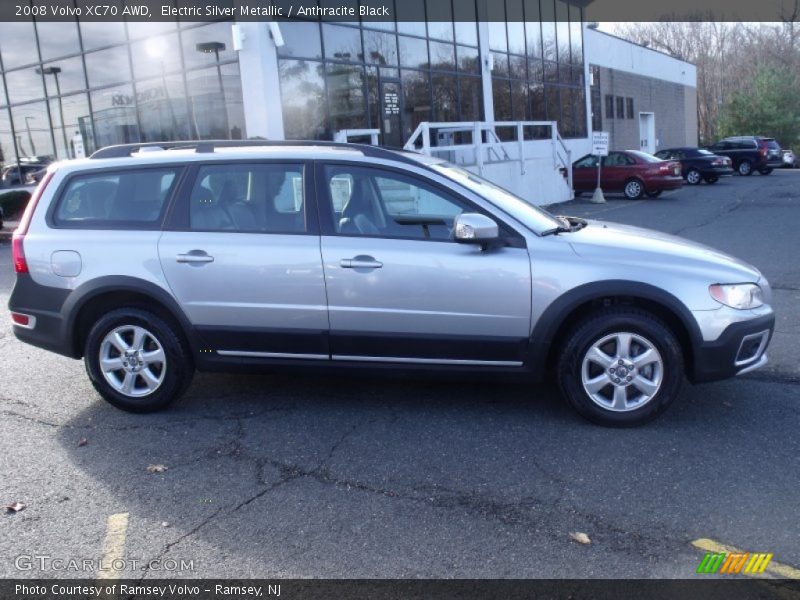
[709,283,764,309]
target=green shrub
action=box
[0,190,32,219]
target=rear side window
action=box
[54,168,180,228]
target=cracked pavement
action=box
[1,171,799,579]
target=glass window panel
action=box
[80,18,127,51]
[189,163,305,233]
[428,42,455,71]
[492,78,512,121]
[278,59,327,140]
[528,58,543,82]
[426,0,453,40]
[363,31,398,66]
[90,83,140,148]
[396,0,426,35]
[488,24,507,53]
[457,45,479,74]
[400,69,431,139]
[459,76,482,121]
[574,85,587,136]
[36,21,80,61]
[544,59,558,83]
[126,22,176,40]
[529,82,545,119]
[506,0,526,55]
[130,33,182,79]
[41,57,86,96]
[525,4,542,57]
[326,63,367,132]
[492,53,509,77]
[5,69,45,104]
[186,63,245,140]
[55,167,179,226]
[135,75,190,142]
[511,79,528,121]
[0,22,39,70]
[428,22,454,42]
[570,6,583,67]
[398,21,427,37]
[181,23,236,70]
[277,22,322,60]
[85,46,132,88]
[0,108,17,168]
[49,93,91,159]
[556,1,570,64]
[398,36,428,69]
[366,66,379,130]
[545,84,561,122]
[323,24,363,63]
[0,74,6,107]
[11,102,53,159]
[560,86,575,136]
[509,55,527,80]
[431,73,458,121]
[454,23,478,47]
[540,0,557,61]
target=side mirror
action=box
[453,213,499,246]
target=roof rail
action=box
[89,139,422,165]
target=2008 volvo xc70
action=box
[9,141,774,426]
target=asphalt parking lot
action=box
[0,171,798,580]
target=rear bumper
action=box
[699,166,734,177]
[8,274,75,358]
[691,313,775,383]
[648,176,683,191]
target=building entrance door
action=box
[379,80,404,147]
[639,112,656,154]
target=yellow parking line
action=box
[97,512,129,580]
[692,538,800,580]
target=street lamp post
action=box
[37,66,70,158]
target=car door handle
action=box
[177,251,214,264]
[340,256,383,269]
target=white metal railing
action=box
[333,128,380,145]
[403,121,571,190]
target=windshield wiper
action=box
[542,215,587,236]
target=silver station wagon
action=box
[9,141,774,426]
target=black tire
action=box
[645,190,662,198]
[573,190,582,198]
[758,167,773,175]
[737,160,753,176]
[84,308,194,413]
[556,307,685,427]
[623,178,644,200]
[704,175,719,184]
[685,168,702,185]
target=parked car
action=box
[706,136,783,176]
[781,149,797,169]
[572,150,683,199]
[1,156,53,186]
[654,147,733,184]
[8,141,774,426]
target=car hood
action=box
[566,220,763,282]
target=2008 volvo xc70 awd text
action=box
[8,141,774,426]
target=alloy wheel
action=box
[99,325,167,397]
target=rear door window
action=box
[54,167,180,228]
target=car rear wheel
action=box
[556,307,684,426]
[686,169,702,185]
[758,168,773,175]
[623,179,644,200]
[84,308,194,413]
[737,160,753,176]
[704,175,719,184]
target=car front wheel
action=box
[556,307,684,426]
[738,160,753,176]
[686,168,702,185]
[84,308,194,413]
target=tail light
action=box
[758,146,767,157]
[12,170,54,274]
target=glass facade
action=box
[0,18,245,172]
[276,10,483,145]
[277,0,584,146]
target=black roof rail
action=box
[89,139,423,165]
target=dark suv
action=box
[707,136,783,176]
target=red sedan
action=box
[572,150,683,199]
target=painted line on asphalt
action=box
[97,512,129,580]
[692,538,800,580]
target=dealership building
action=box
[0,5,696,204]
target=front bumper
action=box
[691,313,775,383]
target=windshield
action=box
[431,162,562,234]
